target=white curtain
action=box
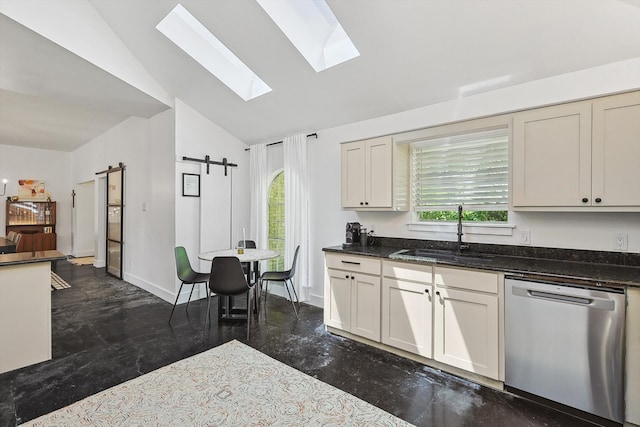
[284,134,309,301]
[249,143,268,248]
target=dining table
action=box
[198,248,279,321]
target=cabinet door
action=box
[512,102,592,207]
[341,141,366,208]
[433,287,499,379]
[592,91,640,207]
[351,273,381,341]
[324,269,351,331]
[382,278,432,357]
[365,136,393,208]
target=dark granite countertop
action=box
[323,239,640,289]
[0,250,66,267]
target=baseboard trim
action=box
[123,272,175,303]
[325,326,504,391]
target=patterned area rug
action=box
[67,256,94,266]
[51,272,71,290]
[20,340,412,426]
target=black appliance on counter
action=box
[343,222,361,247]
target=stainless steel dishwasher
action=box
[505,276,625,423]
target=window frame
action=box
[267,169,285,271]
[393,115,515,236]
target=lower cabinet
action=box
[434,266,502,380]
[324,253,504,382]
[626,288,640,425]
[382,261,433,358]
[324,253,381,342]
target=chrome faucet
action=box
[457,205,469,253]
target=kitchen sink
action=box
[389,248,495,264]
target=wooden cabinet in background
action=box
[6,201,57,251]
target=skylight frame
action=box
[156,4,272,101]
[255,0,360,72]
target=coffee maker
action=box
[343,222,361,247]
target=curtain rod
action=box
[244,133,317,151]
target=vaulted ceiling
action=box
[1,0,640,151]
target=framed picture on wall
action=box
[182,173,200,197]
[18,179,46,200]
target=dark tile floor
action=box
[0,260,596,426]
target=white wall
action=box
[308,58,640,306]
[0,144,72,253]
[174,99,250,302]
[0,0,172,107]
[71,110,176,301]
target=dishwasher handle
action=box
[528,290,591,305]
[512,285,615,311]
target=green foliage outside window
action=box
[419,210,508,222]
[268,171,285,271]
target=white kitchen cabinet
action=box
[0,262,52,374]
[626,287,640,425]
[325,269,351,331]
[382,261,433,358]
[433,266,502,380]
[324,253,381,341]
[512,101,592,207]
[591,91,640,207]
[512,91,640,210]
[341,136,409,211]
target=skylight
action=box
[256,0,360,72]
[156,4,271,101]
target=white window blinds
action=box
[412,128,508,211]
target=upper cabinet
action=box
[512,91,640,210]
[341,136,409,211]
[591,92,640,207]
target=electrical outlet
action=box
[613,233,628,251]
[370,224,376,234]
[519,230,531,245]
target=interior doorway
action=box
[72,181,95,258]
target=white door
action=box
[72,181,95,258]
[200,164,233,254]
[512,102,592,207]
[365,137,393,208]
[341,141,366,208]
[382,278,433,357]
[324,269,351,331]
[350,273,381,341]
[592,91,640,207]
[434,287,499,379]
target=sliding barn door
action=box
[199,164,233,254]
[106,166,124,278]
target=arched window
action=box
[267,171,285,271]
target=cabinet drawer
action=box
[382,260,433,284]
[435,266,499,294]
[325,253,380,275]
